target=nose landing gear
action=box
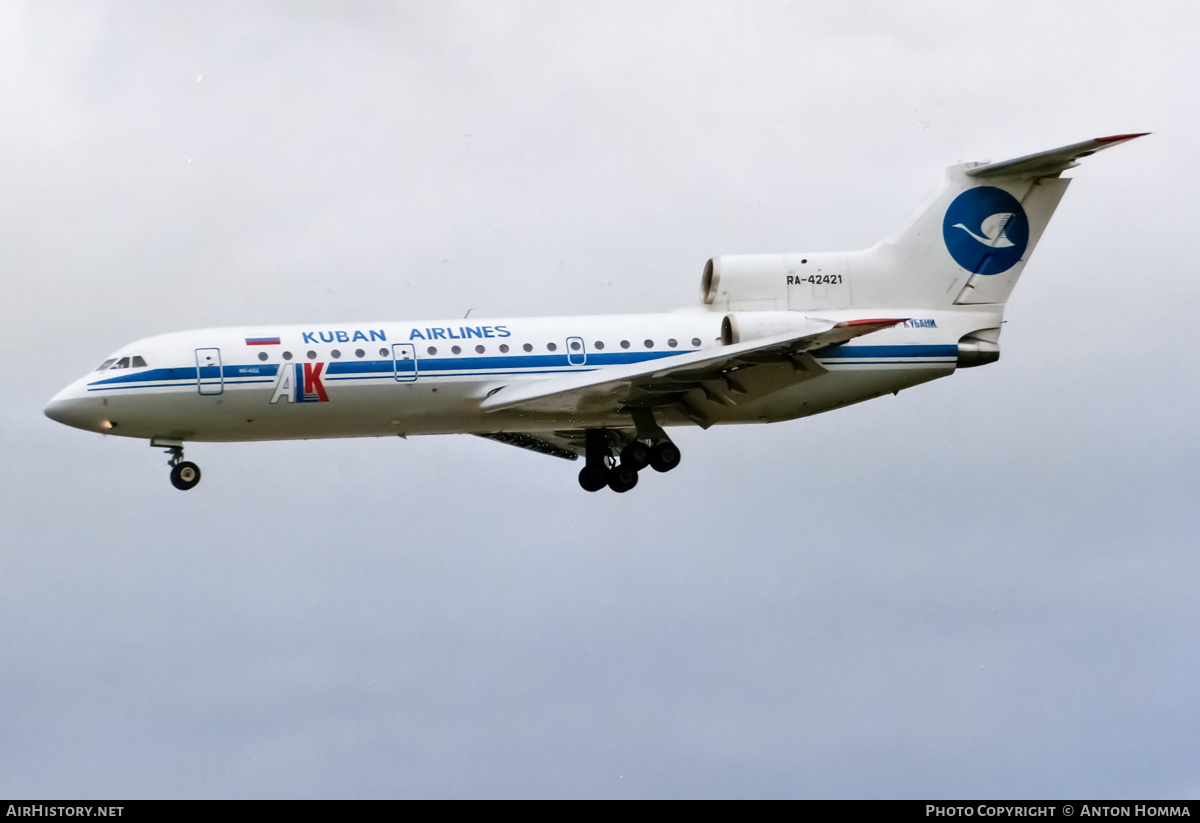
[154,439,202,491]
[170,460,201,491]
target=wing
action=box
[479,317,906,424]
[966,133,1149,180]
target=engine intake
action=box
[702,255,789,310]
[720,312,827,345]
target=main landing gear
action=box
[154,439,201,491]
[577,428,681,494]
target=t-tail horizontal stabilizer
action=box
[966,133,1150,180]
[844,132,1150,308]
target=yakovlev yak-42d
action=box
[46,134,1146,493]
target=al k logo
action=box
[270,362,329,404]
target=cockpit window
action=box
[95,359,117,371]
[111,357,131,369]
[131,355,147,368]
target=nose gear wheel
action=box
[170,461,201,491]
[158,442,202,491]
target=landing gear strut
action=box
[576,417,680,494]
[578,429,613,492]
[632,408,682,475]
[156,440,201,491]
[577,429,640,493]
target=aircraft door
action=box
[392,343,417,382]
[566,336,586,366]
[195,348,223,395]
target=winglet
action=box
[966,132,1149,180]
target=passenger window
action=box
[691,338,701,347]
[547,342,557,352]
[668,339,678,348]
[427,347,438,356]
[258,352,268,362]
[570,340,581,351]
[451,345,462,355]
[594,341,605,350]
[620,340,630,349]
[95,359,117,371]
[331,350,341,359]
[355,349,365,358]
[644,339,654,348]
[379,348,389,357]
[307,350,317,360]
[523,343,533,352]
[499,344,509,353]
[283,351,293,360]
[475,345,486,354]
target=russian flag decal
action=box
[245,337,281,346]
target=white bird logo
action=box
[953,212,1017,248]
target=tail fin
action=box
[862,133,1148,307]
[701,134,1146,312]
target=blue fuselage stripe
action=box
[812,344,959,359]
[85,345,956,391]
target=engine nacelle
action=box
[702,255,790,310]
[956,329,1001,368]
[702,252,853,311]
[720,311,828,345]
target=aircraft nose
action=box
[43,394,73,424]
[44,385,100,431]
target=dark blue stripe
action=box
[322,351,681,377]
[814,344,958,359]
[414,350,680,372]
[88,381,195,391]
[326,368,594,382]
[88,379,275,392]
[89,364,280,387]
[818,360,954,366]
[90,367,195,386]
[227,365,279,377]
[86,350,685,387]
[326,359,393,376]
[83,345,955,391]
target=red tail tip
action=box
[1095,132,1151,144]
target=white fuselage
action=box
[41,135,1143,492]
[44,307,989,443]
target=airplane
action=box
[44,134,1146,493]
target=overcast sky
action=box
[3,0,1198,799]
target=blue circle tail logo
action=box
[942,187,1029,275]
